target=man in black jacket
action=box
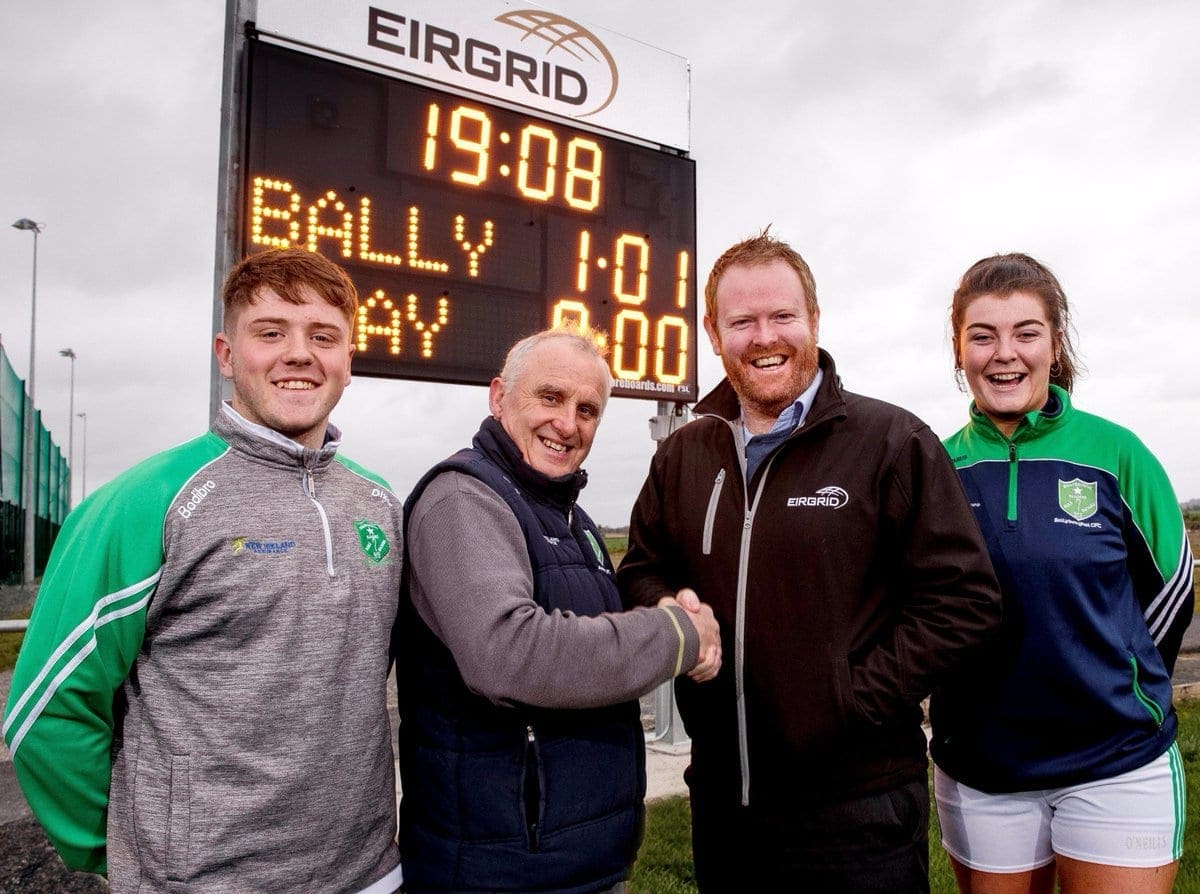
[618,230,1002,892]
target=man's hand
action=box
[660,588,722,682]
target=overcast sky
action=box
[2,1,1197,526]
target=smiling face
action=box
[958,290,1058,437]
[704,259,820,434]
[489,337,609,477]
[215,285,353,449]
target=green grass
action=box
[605,534,628,561]
[632,796,697,893]
[632,698,1200,893]
[0,613,28,672]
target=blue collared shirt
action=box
[742,368,823,481]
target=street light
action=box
[77,412,88,500]
[12,217,43,585]
[59,348,76,507]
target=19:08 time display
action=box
[243,40,697,399]
[422,101,603,211]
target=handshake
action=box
[659,588,722,683]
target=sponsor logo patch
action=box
[1058,478,1098,521]
[354,519,391,564]
[583,529,606,565]
[786,486,850,509]
[232,537,297,555]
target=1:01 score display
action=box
[244,40,697,399]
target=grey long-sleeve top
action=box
[406,470,700,709]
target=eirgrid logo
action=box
[367,7,619,118]
[495,10,619,117]
[787,486,849,509]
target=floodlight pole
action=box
[12,217,43,585]
[77,412,88,500]
[60,347,76,507]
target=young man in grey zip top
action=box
[618,230,1004,892]
[4,248,404,894]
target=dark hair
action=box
[221,248,358,327]
[950,252,1082,392]
[704,227,818,323]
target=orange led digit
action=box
[612,309,650,380]
[654,316,689,384]
[516,124,558,201]
[675,250,690,308]
[423,103,440,171]
[552,299,590,330]
[564,138,602,211]
[612,235,649,305]
[448,106,491,186]
[574,229,591,292]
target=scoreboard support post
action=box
[646,397,692,748]
[209,0,255,420]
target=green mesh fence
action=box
[1,343,68,582]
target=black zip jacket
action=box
[619,351,1002,808]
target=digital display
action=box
[243,40,697,400]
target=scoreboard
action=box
[243,40,698,401]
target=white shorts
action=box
[934,746,1185,871]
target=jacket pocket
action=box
[521,724,543,851]
[132,745,191,883]
[1128,655,1165,727]
[702,469,726,556]
[830,646,868,729]
[166,752,190,882]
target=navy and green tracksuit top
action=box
[930,386,1194,792]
